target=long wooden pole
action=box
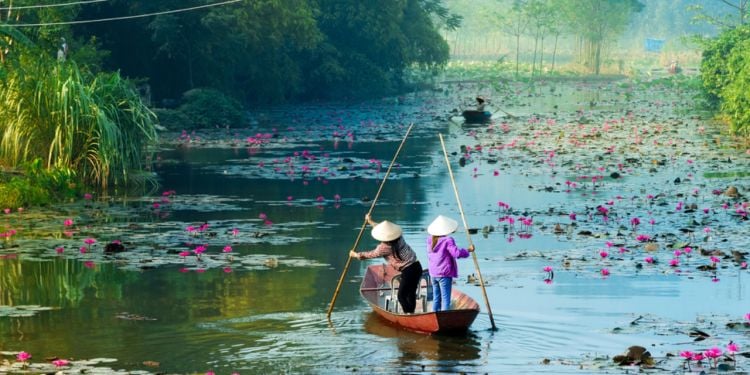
[326,123,414,318]
[438,133,496,330]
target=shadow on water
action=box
[362,312,482,363]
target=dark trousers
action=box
[398,261,423,313]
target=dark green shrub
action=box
[177,88,246,129]
[700,25,750,108]
[0,160,82,208]
[0,177,52,207]
[153,108,191,131]
[719,39,750,136]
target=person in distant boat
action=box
[350,214,423,314]
[475,96,486,112]
[426,215,473,312]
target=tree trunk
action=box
[594,42,601,75]
[540,35,545,75]
[532,29,539,77]
[515,33,520,76]
[551,34,559,73]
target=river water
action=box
[1,78,749,374]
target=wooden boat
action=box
[359,264,480,334]
[461,110,492,123]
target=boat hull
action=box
[462,110,492,123]
[360,264,479,335]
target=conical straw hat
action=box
[427,215,458,236]
[371,220,402,242]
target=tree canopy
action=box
[66,0,455,104]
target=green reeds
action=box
[0,57,157,189]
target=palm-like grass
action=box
[0,57,157,189]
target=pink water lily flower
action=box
[600,268,610,276]
[727,342,739,354]
[16,351,31,362]
[704,347,722,358]
[52,359,69,367]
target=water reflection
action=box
[363,313,482,371]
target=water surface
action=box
[1,79,749,374]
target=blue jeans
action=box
[431,277,452,312]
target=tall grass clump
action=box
[0,57,158,189]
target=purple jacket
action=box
[426,236,470,278]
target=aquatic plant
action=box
[15,351,31,363]
[0,58,158,189]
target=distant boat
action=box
[359,264,480,335]
[461,110,492,123]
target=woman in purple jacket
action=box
[426,215,474,312]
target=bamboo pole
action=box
[438,133,496,330]
[326,123,414,318]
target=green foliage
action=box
[699,23,750,136]
[302,0,452,99]
[699,24,750,108]
[71,0,455,103]
[153,108,191,131]
[177,88,246,129]
[0,178,47,208]
[718,38,750,135]
[0,57,158,189]
[0,161,80,207]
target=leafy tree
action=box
[524,0,560,76]
[689,0,749,29]
[494,0,529,76]
[562,0,644,74]
[301,0,452,99]
[74,0,454,103]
